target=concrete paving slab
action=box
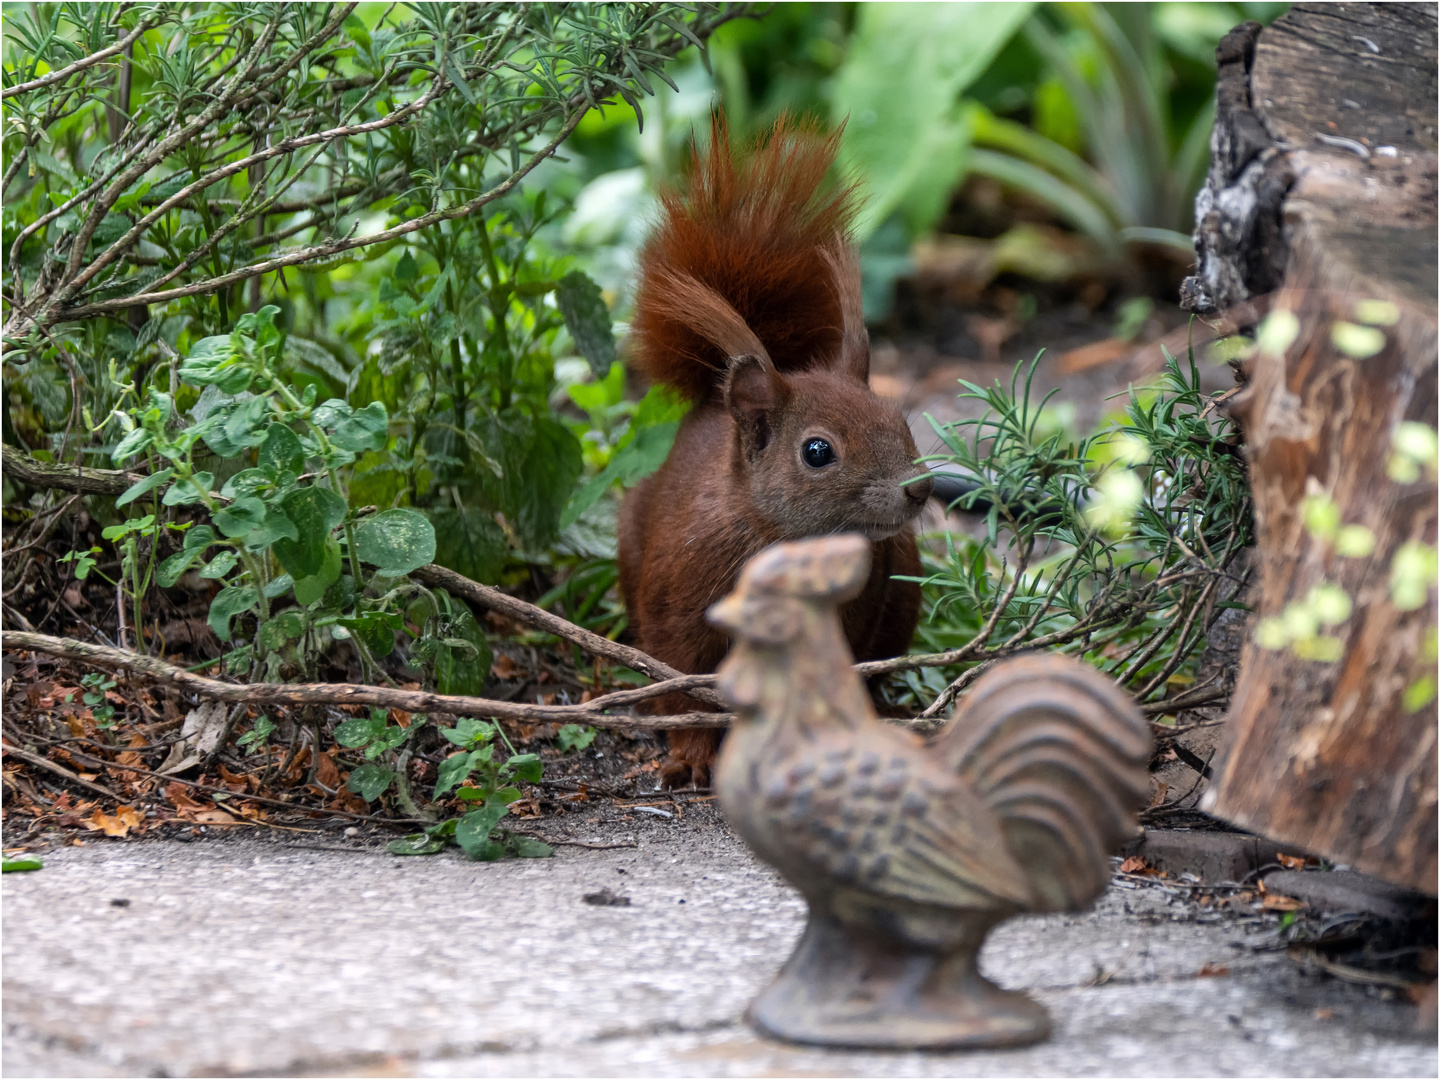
[2,829,1433,1078]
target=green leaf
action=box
[509,836,553,858]
[387,834,447,856]
[555,270,616,378]
[434,750,478,798]
[2,857,43,872]
[222,395,273,452]
[111,426,153,464]
[271,486,347,578]
[199,550,238,580]
[182,525,217,551]
[156,548,203,588]
[116,468,174,507]
[243,508,299,550]
[506,752,543,783]
[259,423,305,475]
[441,718,495,747]
[208,584,260,643]
[456,800,511,860]
[327,400,389,453]
[430,507,507,584]
[556,724,597,753]
[258,610,305,650]
[335,714,386,748]
[162,471,213,507]
[510,416,584,550]
[561,420,678,529]
[833,2,1033,240]
[337,609,402,658]
[180,335,254,395]
[432,602,492,697]
[214,496,267,539]
[354,508,436,576]
[346,763,395,803]
[293,537,343,605]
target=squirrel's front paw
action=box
[659,756,711,790]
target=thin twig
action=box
[2,631,733,728]
[0,742,124,802]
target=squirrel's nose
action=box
[904,473,935,504]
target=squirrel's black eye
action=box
[802,438,835,468]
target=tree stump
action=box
[1184,4,1438,894]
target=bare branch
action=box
[2,630,730,728]
[2,15,158,99]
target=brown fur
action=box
[619,116,932,787]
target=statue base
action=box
[748,912,1051,1050]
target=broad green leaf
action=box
[162,471,213,507]
[511,416,584,550]
[354,508,436,576]
[199,550,238,579]
[335,714,386,747]
[346,763,395,802]
[560,420,678,529]
[555,270,616,378]
[510,836,553,858]
[180,335,253,394]
[259,423,305,475]
[434,750,478,798]
[432,601,492,697]
[293,537,343,605]
[263,573,295,598]
[156,548,203,589]
[441,718,496,747]
[429,506,507,584]
[271,486,347,578]
[111,426,153,464]
[337,609,402,657]
[116,468,173,507]
[208,584,260,643]
[456,800,510,860]
[258,610,305,650]
[329,400,389,453]
[183,524,217,551]
[242,508,299,550]
[833,2,1034,239]
[387,834,447,856]
[506,752,543,783]
[222,395,272,451]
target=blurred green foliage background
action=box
[4,1,1285,627]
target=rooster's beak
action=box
[707,593,745,632]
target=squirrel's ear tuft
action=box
[821,242,870,384]
[725,355,790,459]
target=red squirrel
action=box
[617,116,933,788]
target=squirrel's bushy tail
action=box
[935,655,1152,912]
[631,114,860,403]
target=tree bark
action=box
[1192,3,1438,894]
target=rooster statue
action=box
[707,533,1151,1049]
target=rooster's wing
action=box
[759,733,1035,912]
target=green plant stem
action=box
[475,216,513,411]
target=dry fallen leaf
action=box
[164,782,207,813]
[1277,852,1313,870]
[1312,1007,1335,1020]
[1119,855,1156,875]
[1198,963,1230,977]
[188,808,237,825]
[314,750,341,790]
[1147,781,1169,809]
[82,806,142,838]
[1261,893,1307,912]
[491,653,522,680]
